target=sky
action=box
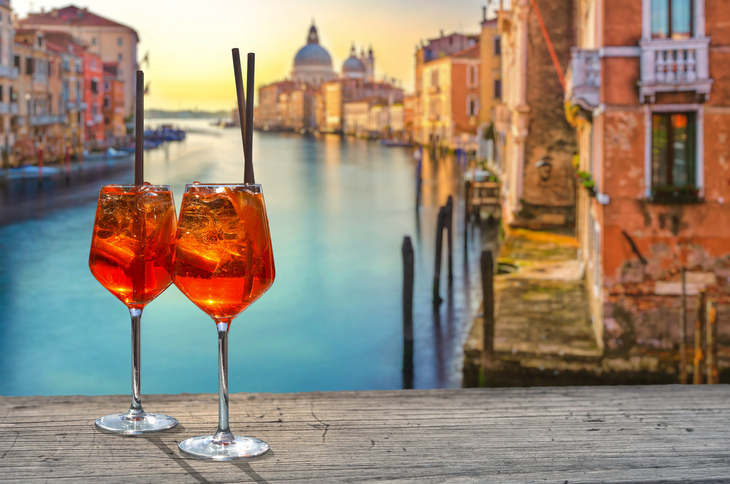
[13,0,491,112]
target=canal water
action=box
[0,120,484,396]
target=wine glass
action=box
[172,183,275,460]
[89,184,179,434]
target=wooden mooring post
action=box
[693,289,706,385]
[402,236,414,390]
[706,298,718,384]
[679,268,687,384]
[464,180,471,252]
[445,195,453,287]
[480,251,495,380]
[433,206,446,307]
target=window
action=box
[430,69,439,87]
[104,81,110,91]
[47,61,52,77]
[25,57,33,75]
[651,0,693,39]
[651,112,696,196]
[467,65,478,88]
[117,37,123,46]
[494,36,501,56]
[0,85,4,103]
[467,95,479,117]
[118,53,123,62]
[494,79,502,99]
[13,55,19,69]
[37,36,42,48]
[104,96,110,108]
[91,37,97,45]
[91,79,98,94]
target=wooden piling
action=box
[679,268,687,384]
[402,236,414,390]
[464,180,471,252]
[706,298,718,384]
[693,289,706,385]
[446,196,453,287]
[433,206,446,307]
[480,250,495,375]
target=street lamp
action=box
[535,156,553,182]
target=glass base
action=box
[95,411,179,435]
[179,434,270,460]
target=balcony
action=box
[639,38,712,103]
[566,48,600,110]
[0,65,18,79]
[32,73,48,86]
[30,115,63,126]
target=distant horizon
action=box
[12,0,492,111]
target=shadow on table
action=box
[144,430,272,484]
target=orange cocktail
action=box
[172,183,275,323]
[89,183,178,435]
[89,184,176,308]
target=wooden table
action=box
[1,386,729,483]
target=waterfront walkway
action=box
[1,386,729,482]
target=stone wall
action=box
[515,0,576,228]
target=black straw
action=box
[231,48,249,182]
[135,70,144,186]
[244,53,255,185]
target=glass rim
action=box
[184,183,261,188]
[101,184,172,190]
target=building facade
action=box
[418,42,481,150]
[414,32,479,145]
[496,0,577,228]
[21,6,139,117]
[566,0,730,357]
[478,9,502,162]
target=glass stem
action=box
[214,321,234,443]
[129,308,144,417]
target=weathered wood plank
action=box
[1,386,730,483]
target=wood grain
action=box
[2,386,730,483]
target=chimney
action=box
[40,6,44,13]
[482,6,486,21]
[440,29,444,38]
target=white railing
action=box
[0,103,9,115]
[639,38,712,102]
[567,48,600,109]
[0,65,18,79]
[10,103,18,114]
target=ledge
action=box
[2,386,730,482]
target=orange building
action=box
[414,32,479,146]
[102,62,124,141]
[566,0,730,358]
[418,42,481,150]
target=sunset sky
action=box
[13,0,490,111]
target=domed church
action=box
[292,23,335,86]
[342,45,367,80]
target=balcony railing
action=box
[0,65,18,79]
[639,38,712,103]
[30,115,63,126]
[32,73,48,85]
[566,48,600,109]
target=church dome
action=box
[342,56,366,74]
[293,24,332,68]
